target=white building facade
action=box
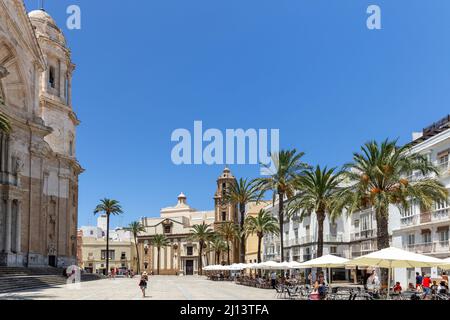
[263,115,449,286]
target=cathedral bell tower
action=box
[213,167,239,263]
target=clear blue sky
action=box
[24,0,450,228]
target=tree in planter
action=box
[125,221,146,274]
[287,166,343,258]
[244,209,279,263]
[189,222,214,275]
[223,178,264,263]
[217,222,240,265]
[255,150,309,262]
[152,234,170,275]
[94,198,123,276]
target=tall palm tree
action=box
[125,221,146,274]
[287,166,343,258]
[244,209,279,263]
[217,222,239,265]
[334,139,448,251]
[152,234,170,275]
[94,198,123,275]
[255,149,309,262]
[189,222,214,275]
[208,235,227,264]
[223,178,264,263]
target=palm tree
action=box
[217,222,239,265]
[94,198,123,275]
[125,221,146,274]
[208,235,227,264]
[244,209,279,263]
[334,139,448,251]
[189,222,214,275]
[287,166,343,258]
[152,234,170,275]
[223,178,264,263]
[255,149,309,262]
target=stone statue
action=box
[0,66,8,79]
[13,156,24,174]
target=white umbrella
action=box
[288,261,303,269]
[299,255,349,268]
[439,257,450,269]
[345,247,444,298]
[258,261,284,270]
[299,255,350,284]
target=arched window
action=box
[49,66,56,88]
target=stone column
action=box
[15,201,21,253]
[4,199,12,253]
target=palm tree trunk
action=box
[227,242,230,265]
[376,207,390,287]
[216,251,219,265]
[199,241,203,275]
[157,247,160,275]
[376,208,390,249]
[257,234,262,263]
[317,210,325,258]
[134,235,140,274]
[239,202,246,263]
[278,192,284,262]
[106,214,110,276]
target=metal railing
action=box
[403,240,450,254]
[350,229,376,241]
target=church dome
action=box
[28,9,66,47]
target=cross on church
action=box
[39,0,45,10]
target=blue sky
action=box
[24,0,450,228]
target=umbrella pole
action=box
[328,268,331,284]
[387,267,391,300]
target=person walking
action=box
[139,273,148,298]
[422,274,431,297]
[415,272,423,290]
[270,271,277,289]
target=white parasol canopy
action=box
[439,257,450,269]
[299,254,350,268]
[345,247,443,268]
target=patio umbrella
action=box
[260,261,292,270]
[439,257,450,269]
[287,261,303,269]
[299,255,350,284]
[345,247,444,298]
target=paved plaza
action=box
[0,276,276,300]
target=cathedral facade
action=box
[0,1,82,267]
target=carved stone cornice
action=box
[29,141,53,158]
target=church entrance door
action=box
[185,260,194,275]
[48,255,56,267]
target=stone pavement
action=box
[0,276,277,300]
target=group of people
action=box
[414,272,448,297]
[308,273,328,300]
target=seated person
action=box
[393,282,402,293]
[431,281,439,294]
[438,281,448,294]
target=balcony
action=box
[350,229,376,241]
[404,242,437,254]
[432,207,450,221]
[401,214,419,227]
[437,160,450,176]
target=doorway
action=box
[185,260,194,275]
[48,255,57,267]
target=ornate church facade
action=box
[0,1,82,267]
[137,168,240,275]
